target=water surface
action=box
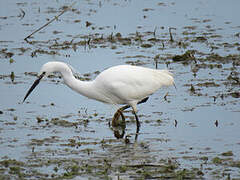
[0,0,240,179]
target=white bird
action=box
[23,61,175,128]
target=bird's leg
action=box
[133,97,148,129]
[112,105,129,127]
[135,125,140,141]
[112,109,124,127]
[112,97,148,130]
[113,129,125,139]
[133,111,140,128]
[113,97,148,127]
[137,97,149,105]
[120,104,131,111]
[114,97,149,117]
[133,110,140,141]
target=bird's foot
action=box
[111,109,126,139]
[112,109,126,128]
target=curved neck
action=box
[63,74,93,98]
[46,62,109,103]
[61,69,108,103]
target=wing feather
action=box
[95,65,174,104]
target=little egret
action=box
[23,61,175,128]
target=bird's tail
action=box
[157,69,175,87]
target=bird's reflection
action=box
[112,109,126,139]
[110,108,140,141]
[109,97,149,140]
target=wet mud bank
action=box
[0,0,240,179]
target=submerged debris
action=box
[0,48,14,58]
[31,49,59,57]
[221,151,233,156]
[10,72,15,83]
[215,120,218,127]
[1,1,240,180]
[172,50,195,62]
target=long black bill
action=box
[23,73,45,103]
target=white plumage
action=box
[93,65,174,112]
[23,61,174,127]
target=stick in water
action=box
[24,2,76,41]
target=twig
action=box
[154,54,159,69]
[24,2,76,41]
[164,92,169,101]
[169,27,176,42]
[126,164,164,168]
[153,26,157,37]
[19,8,25,20]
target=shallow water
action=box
[0,0,240,179]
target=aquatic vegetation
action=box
[0,0,240,179]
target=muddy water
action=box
[0,0,240,179]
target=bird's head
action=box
[23,61,65,103]
[22,71,46,103]
[38,61,60,77]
